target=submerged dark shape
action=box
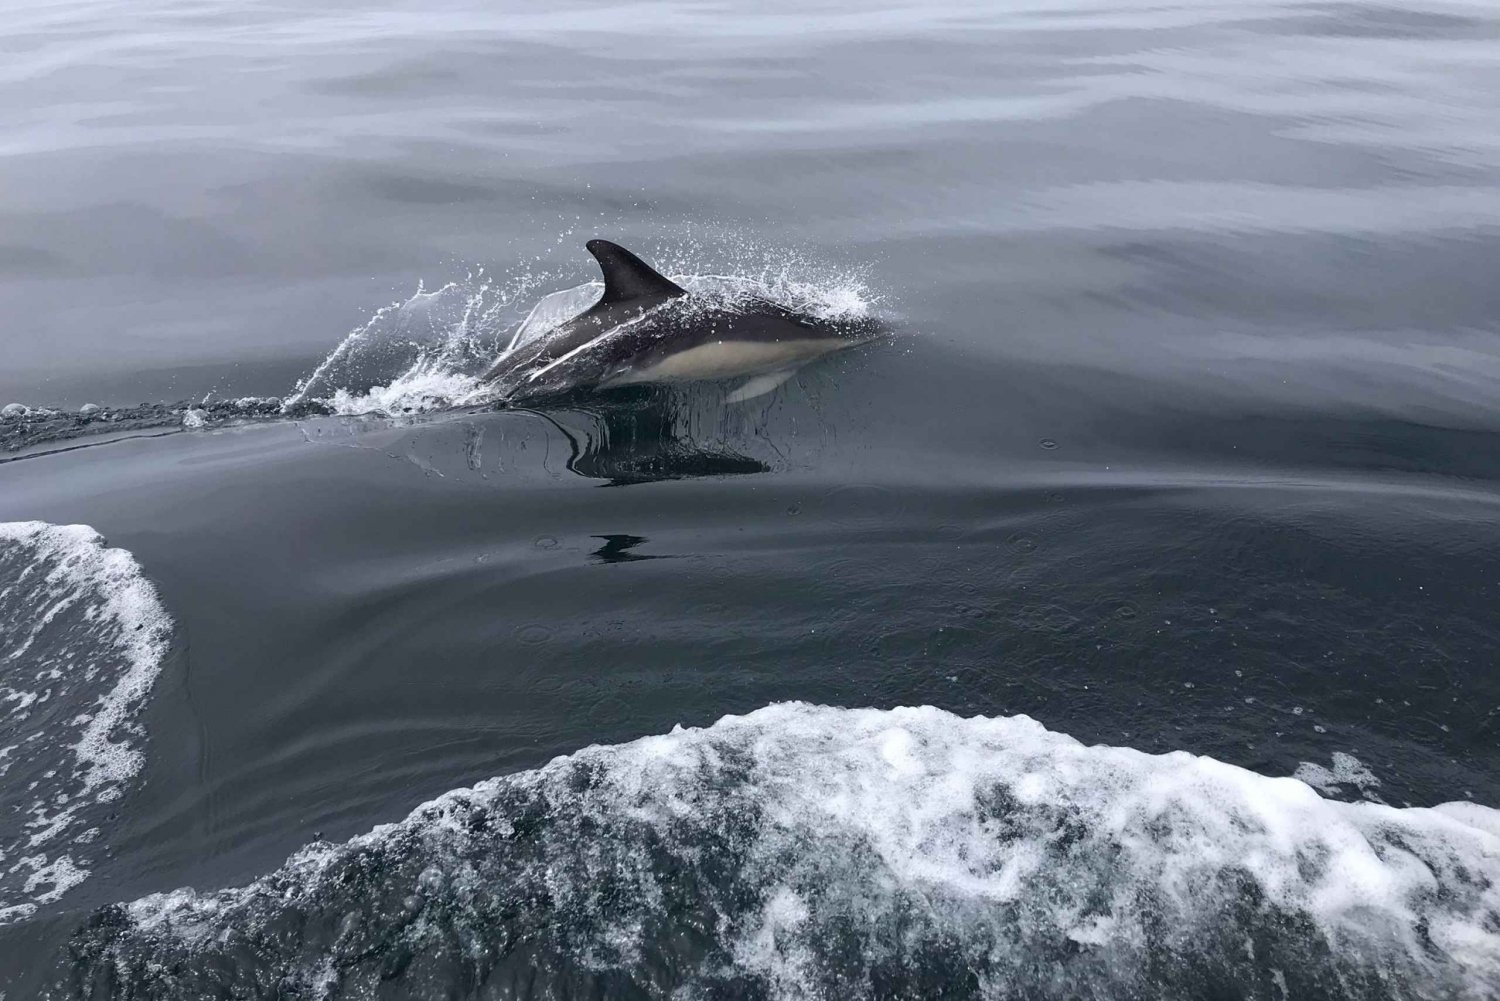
[482,240,881,404]
[516,393,772,486]
[591,534,661,564]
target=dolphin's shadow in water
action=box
[590,534,664,564]
[505,386,771,487]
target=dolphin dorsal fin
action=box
[586,239,686,304]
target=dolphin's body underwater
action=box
[482,240,880,404]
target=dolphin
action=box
[482,240,880,404]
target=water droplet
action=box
[534,535,558,550]
[1039,438,1058,450]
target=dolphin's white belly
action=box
[601,338,843,387]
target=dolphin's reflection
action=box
[509,388,771,486]
[591,534,662,564]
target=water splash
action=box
[286,243,882,418]
[281,268,544,418]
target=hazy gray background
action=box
[4,0,1498,418]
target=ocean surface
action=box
[3,0,1500,996]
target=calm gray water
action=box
[2,1,1500,997]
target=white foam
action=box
[21,853,88,904]
[1294,751,1384,802]
[0,522,173,920]
[122,703,1499,995]
[324,363,483,418]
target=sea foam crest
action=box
[0,522,173,924]
[69,703,1499,999]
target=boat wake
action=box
[0,523,173,923]
[57,703,1499,999]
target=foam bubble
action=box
[0,522,173,921]
[74,703,1499,998]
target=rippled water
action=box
[2,0,1500,997]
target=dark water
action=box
[3,0,1500,997]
